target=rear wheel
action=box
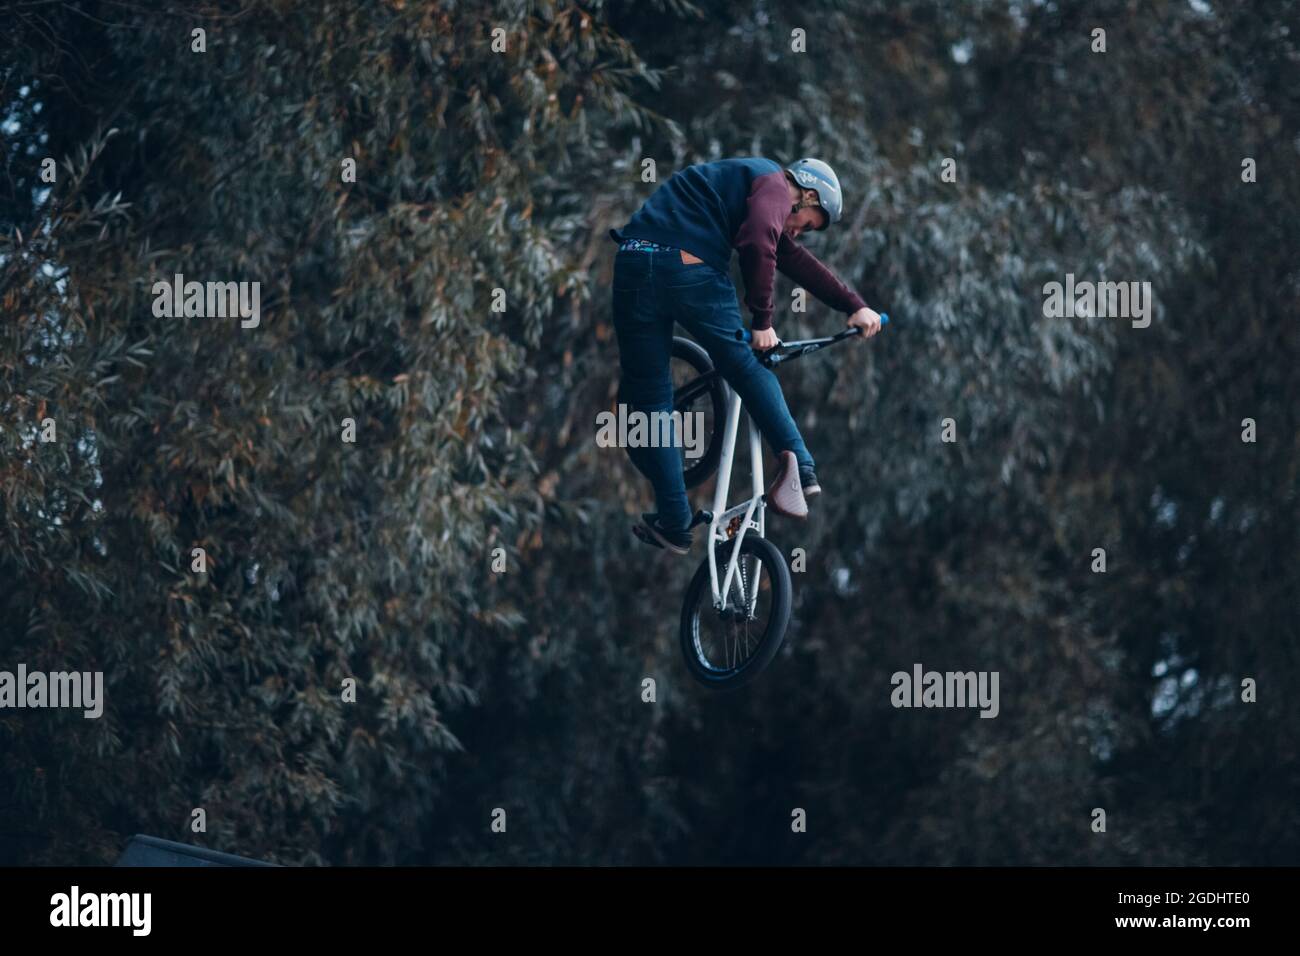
[670,337,727,489]
[679,534,792,691]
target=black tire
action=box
[671,336,728,489]
[679,534,792,691]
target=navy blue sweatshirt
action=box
[610,157,867,330]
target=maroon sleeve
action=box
[732,172,789,331]
[775,235,868,315]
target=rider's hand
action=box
[751,327,780,351]
[847,307,883,340]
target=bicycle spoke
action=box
[693,546,774,676]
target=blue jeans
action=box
[611,247,814,532]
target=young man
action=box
[609,156,884,554]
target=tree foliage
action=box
[2,0,1296,864]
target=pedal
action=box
[689,509,713,529]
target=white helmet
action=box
[785,158,843,230]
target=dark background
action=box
[1,0,1296,865]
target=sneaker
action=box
[766,451,809,519]
[633,512,693,555]
[800,466,821,498]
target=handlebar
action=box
[735,313,889,345]
[733,313,889,367]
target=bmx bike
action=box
[664,315,888,690]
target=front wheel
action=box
[679,534,792,691]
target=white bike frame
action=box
[706,384,765,615]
